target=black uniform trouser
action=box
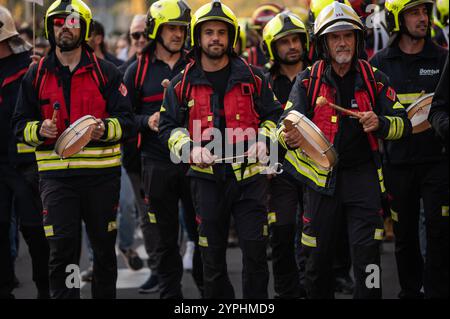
[268,173,303,298]
[385,161,449,299]
[0,163,49,299]
[302,161,384,299]
[191,175,269,299]
[40,174,120,299]
[142,159,202,299]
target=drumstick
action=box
[52,102,60,123]
[161,79,170,100]
[316,96,363,119]
[214,154,247,163]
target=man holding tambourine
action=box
[277,2,411,299]
[13,0,134,299]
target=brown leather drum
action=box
[283,110,337,170]
[406,93,434,134]
[54,115,97,159]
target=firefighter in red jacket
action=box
[277,2,411,299]
[12,0,134,299]
[159,0,283,298]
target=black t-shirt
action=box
[332,68,373,168]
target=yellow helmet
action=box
[145,0,191,41]
[434,0,449,27]
[309,0,352,23]
[262,12,310,61]
[314,1,364,59]
[44,0,92,43]
[190,0,239,49]
[385,0,434,34]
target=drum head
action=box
[284,111,337,170]
[55,115,97,159]
[406,93,433,134]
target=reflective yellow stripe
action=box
[199,236,208,247]
[44,225,54,237]
[391,209,399,222]
[377,168,386,193]
[276,126,289,150]
[104,118,122,142]
[36,154,121,172]
[35,144,121,161]
[398,93,423,105]
[168,130,191,159]
[24,121,43,147]
[160,106,166,112]
[191,165,214,174]
[284,101,293,110]
[148,213,157,224]
[392,102,404,110]
[263,225,269,236]
[374,228,384,240]
[268,212,277,225]
[442,206,449,217]
[301,233,317,248]
[285,150,329,188]
[108,221,117,232]
[232,162,265,181]
[260,120,277,143]
[17,143,35,154]
[385,116,404,140]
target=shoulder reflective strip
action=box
[35,145,121,160]
[374,228,384,240]
[285,150,328,187]
[268,212,277,224]
[17,143,36,154]
[148,212,157,223]
[44,225,54,237]
[263,225,269,236]
[108,221,117,232]
[390,209,399,222]
[392,102,404,110]
[168,131,191,159]
[191,165,214,174]
[301,233,317,247]
[141,93,164,103]
[397,93,423,105]
[443,206,449,217]
[199,236,208,247]
[284,101,293,110]
[36,155,121,171]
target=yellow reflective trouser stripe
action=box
[232,162,264,181]
[35,144,121,160]
[374,228,384,240]
[442,206,449,217]
[268,212,277,225]
[199,236,208,247]
[301,233,317,248]
[168,130,191,159]
[44,225,54,237]
[385,116,404,140]
[263,225,269,236]
[104,118,122,142]
[24,121,43,147]
[377,168,386,193]
[148,213,157,223]
[285,150,329,188]
[108,221,117,232]
[398,93,423,105]
[17,143,35,154]
[191,165,214,174]
[391,209,399,222]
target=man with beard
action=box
[262,11,309,299]
[124,0,204,299]
[0,5,49,300]
[159,0,282,298]
[371,0,449,299]
[277,1,411,299]
[12,0,134,299]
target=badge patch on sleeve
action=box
[386,86,396,102]
[119,83,128,97]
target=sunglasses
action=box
[53,16,80,28]
[131,31,146,40]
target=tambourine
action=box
[406,93,434,134]
[54,115,98,159]
[283,110,337,170]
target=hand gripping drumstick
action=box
[316,96,363,119]
[52,102,60,123]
